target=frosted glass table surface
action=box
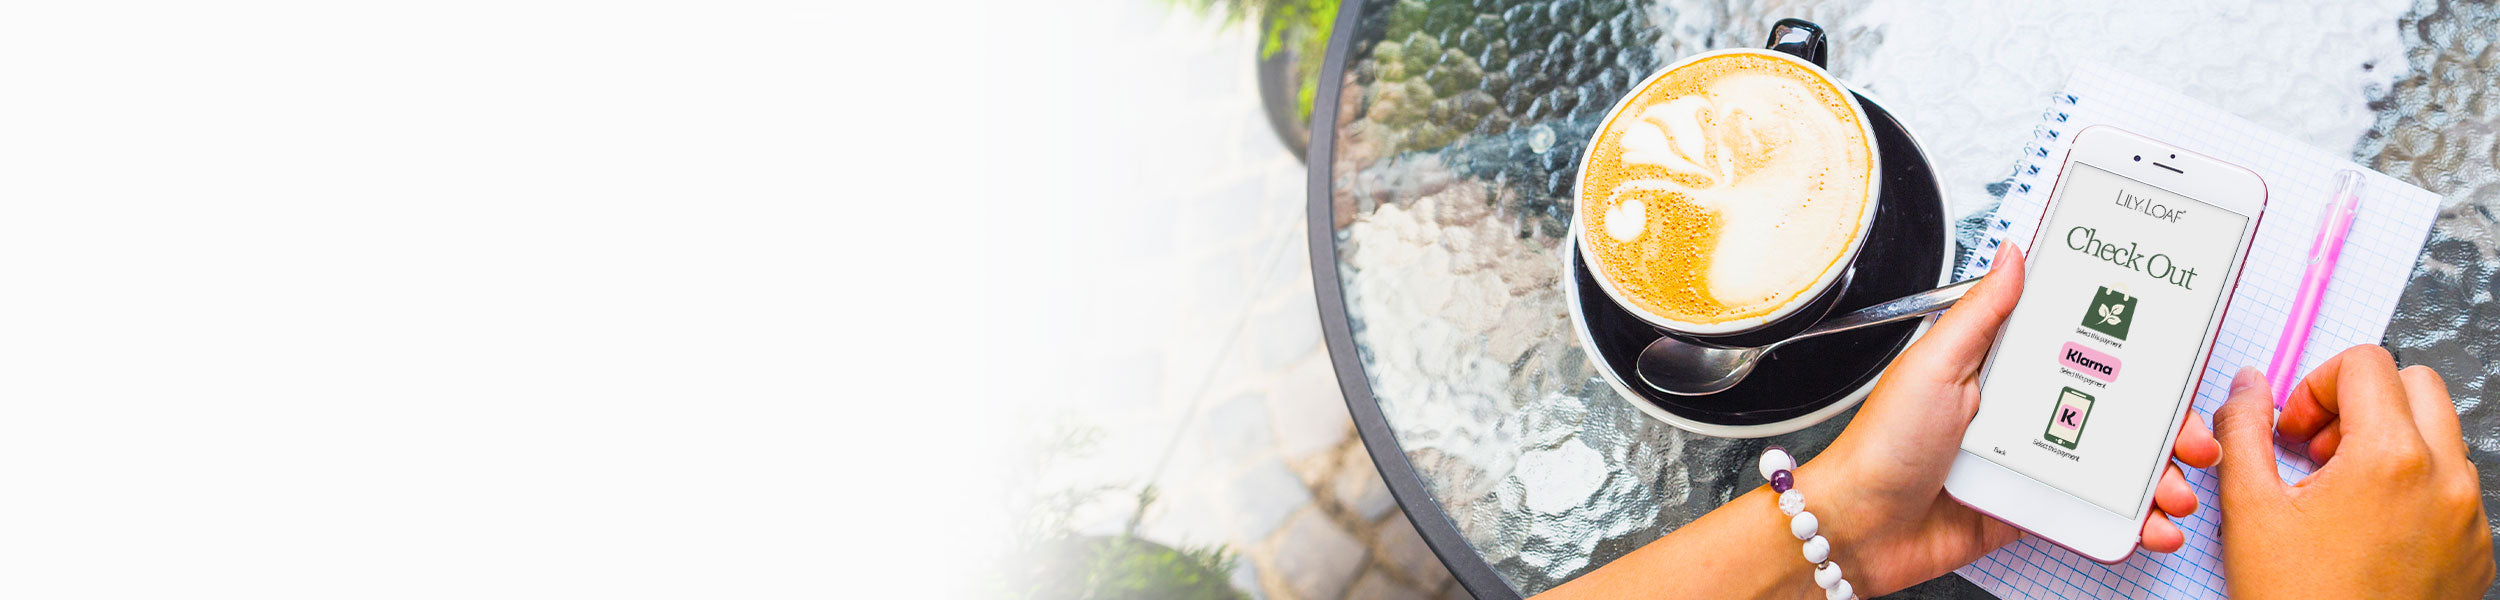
[1310,0,2500,598]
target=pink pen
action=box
[2267,170,2365,407]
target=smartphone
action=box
[1945,126,2266,563]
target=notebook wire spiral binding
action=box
[1962,92,2081,278]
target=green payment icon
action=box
[2044,387,2095,450]
[2081,286,2136,340]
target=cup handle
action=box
[1765,18,1828,68]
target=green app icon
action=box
[2081,286,2136,340]
[2044,387,2095,450]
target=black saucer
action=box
[1566,92,1950,436]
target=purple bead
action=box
[1770,469,1793,492]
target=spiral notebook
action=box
[1948,63,2442,599]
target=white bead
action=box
[1802,535,1830,563]
[1759,448,1796,481]
[1790,510,1819,540]
[1779,489,1806,516]
[1824,579,1854,600]
[1815,561,1843,588]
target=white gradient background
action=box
[0,1,992,597]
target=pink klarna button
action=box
[2058,341,2122,383]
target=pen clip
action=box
[2329,169,2364,210]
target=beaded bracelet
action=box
[1761,447,1856,600]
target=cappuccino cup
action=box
[1571,19,1881,349]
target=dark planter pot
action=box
[1257,8,1312,162]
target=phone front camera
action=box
[2133,156,2141,161]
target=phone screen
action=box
[1961,161,2250,516]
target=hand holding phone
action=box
[1946,126,2267,562]
[1792,242,2214,596]
[1533,241,2221,600]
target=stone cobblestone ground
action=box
[1013,3,1467,599]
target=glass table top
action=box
[1308,1,2500,598]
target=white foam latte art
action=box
[1607,70,1865,309]
[1603,196,1645,241]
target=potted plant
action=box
[991,426,1248,599]
[1169,0,1340,161]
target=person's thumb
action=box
[1918,242,2025,367]
[2212,367,2287,504]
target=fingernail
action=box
[2231,367,2261,393]
[1994,241,2015,264]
